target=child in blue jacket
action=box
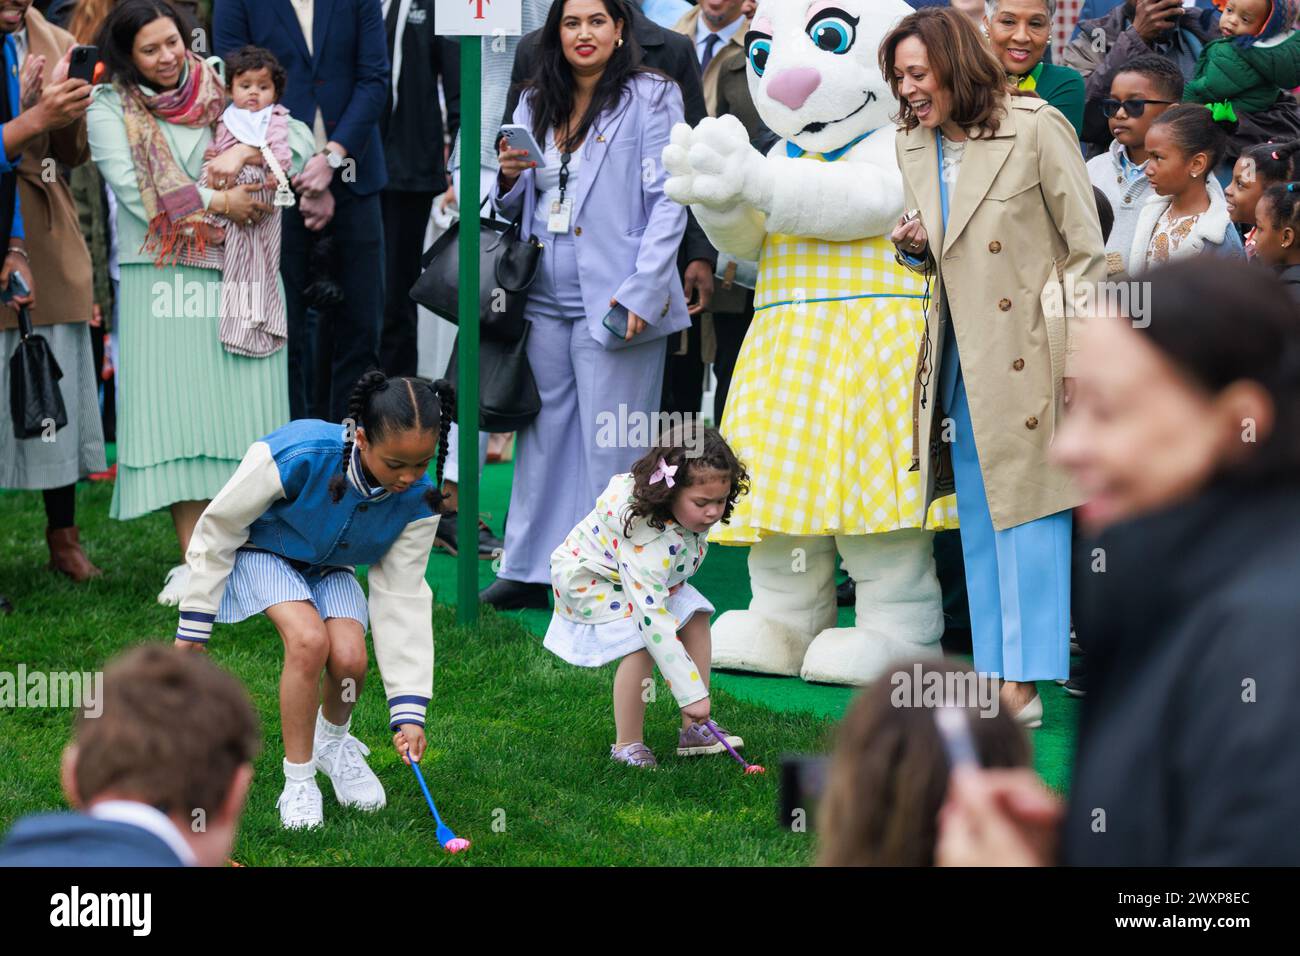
[173,370,452,830]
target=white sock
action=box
[283,758,316,783]
[315,708,350,739]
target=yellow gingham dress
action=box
[712,197,959,544]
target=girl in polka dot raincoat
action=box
[545,427,750,768]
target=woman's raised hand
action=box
[20,54,45,112]
[497,137,536,188]
[890,212,930,258]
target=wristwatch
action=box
[320,146,344,170]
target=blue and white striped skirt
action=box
[217,548,369,629]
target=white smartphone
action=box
[935,706,981,771]
[499,124,547,168]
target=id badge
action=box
[547,197,573,234]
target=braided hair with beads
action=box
[327,370,456,513]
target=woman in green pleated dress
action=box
[87,0,314,603]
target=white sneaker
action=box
[277,778,324,830]
[157,564,190,606]
[315,731,387,811]
[1012,694,1044,730]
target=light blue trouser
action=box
[941,329,1071,681]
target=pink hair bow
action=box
[649,457,677,488]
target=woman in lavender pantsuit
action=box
[479,0,690,609]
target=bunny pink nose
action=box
[767,67,821,111]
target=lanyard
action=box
[558,150,572,203]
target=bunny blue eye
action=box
[747,36,772,76]
[807,9,859,55]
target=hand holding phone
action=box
[602,302,629,340]
[499,124,547,168]
[1,261,34,309]
[602,299,647,347]
[891,209,929,256]
[67,45,99,85]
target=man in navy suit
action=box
[0,646,259,867]
[214,0,390,422]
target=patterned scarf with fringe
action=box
[119,52,227,268]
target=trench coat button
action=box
[358,503,368,512]
[1025,416,1039,430]
[339,541,349,548]
[988,240,1002,253]
[574,226,583,236]
[998,298,1012,311]
[1012,358,1025,371]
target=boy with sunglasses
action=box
[1087,55,1184,273]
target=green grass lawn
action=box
[0,454,1077,866]
[0,478,829,865]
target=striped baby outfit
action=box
[200,103,295,357]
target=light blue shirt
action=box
[694,10,745,63]
[640,0,692,29]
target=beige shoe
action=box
[1011,694,1043,730]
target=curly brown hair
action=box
[879,7,1013,139]
[621,425,749,538]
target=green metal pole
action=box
[457,35,481,627]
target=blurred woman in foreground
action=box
[936,259,1300,866]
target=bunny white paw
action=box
[663,115,772,213]
[662,121,701,206]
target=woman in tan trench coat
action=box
[881,7,1105,726]
[0,3,104,591]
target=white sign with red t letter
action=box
[435,0,522,36]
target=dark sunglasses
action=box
[1102,98,1175,119]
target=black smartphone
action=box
[778,753,830,831]
[68,45,99,84]
[601,302,629,339]
[1,269,31,305]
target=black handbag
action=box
[8,296,68,441]
[443,323,541,433]
[410,198,543,344]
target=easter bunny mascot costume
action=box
[662,0,958,685]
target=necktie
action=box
[701,33,720,72]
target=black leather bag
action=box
[443,323,541,433]
[8,300,67,441]
[410,199,543,344]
